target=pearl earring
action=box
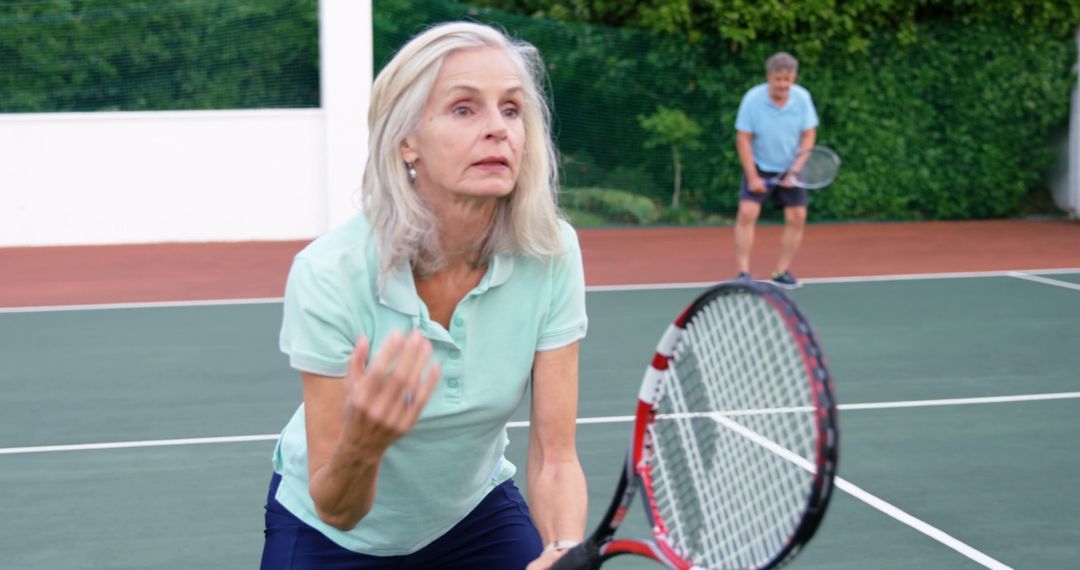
[406,162,417,183]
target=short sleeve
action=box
[279,257,357,377]
[802,90,820,131]
[536,222,588,351]
[735,92,754,133]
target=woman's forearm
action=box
[308,440,383,531]
[527,458,588,545]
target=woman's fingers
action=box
[345,336,371,388]
[385,331,425,396]
[345,329,439,439]
[396,331,433,407]
[360,329,404,391]
[407,363,441,421]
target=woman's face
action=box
[402,47,526,203]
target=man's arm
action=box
[784,128,817,186]
[736,130,765,194]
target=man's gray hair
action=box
[766,52,799,74]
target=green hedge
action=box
[474,0,1080,59]
[0,0,318,112]
[375,1,1076,221]
[778,22,1075,220]
[560,187,661,225]
[4,0,1069,221]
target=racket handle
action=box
[765,176,787,189]
[550,541,601,570]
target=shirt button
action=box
[449,349,461,360]
[452,316,464,327]
[447,378,459,388]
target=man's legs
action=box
[775,205,807,274]
[734,200,762,275]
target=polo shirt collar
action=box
[476,253,514,293]
[379,261,420,316]
[377,253,515,316]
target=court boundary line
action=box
[715,414,1013,570]
[833,473,1011,569]
[1007,271,1080,291]
[5,393,1063,568]
[4,391,1077,456]
[3,392,1071,568]
[0,297,283,314]
[3,267,1079,314]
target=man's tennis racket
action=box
[553,280,838,570]
[765,146,841,190]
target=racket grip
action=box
[550,541,601,570]
[765,177,786,189]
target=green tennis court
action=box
[2,271,1079,569]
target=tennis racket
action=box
[764,146,841,190]
[552,280,838,570]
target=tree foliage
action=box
[0,0,319,112]
[472,0,1080,58]
[639,105,702,208]
[373,0,1077,222]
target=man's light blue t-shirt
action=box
[735,83,819,172]
[273,213,588,555]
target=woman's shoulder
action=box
[292,214,377,280]
[555,218,581,254]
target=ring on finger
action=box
[403,391,415,408]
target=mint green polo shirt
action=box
[272,213,588,555]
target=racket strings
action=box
[653,377,728,559]
[796,149,840,187]
[662,377,809,566]
[676,294,785,560]
[648,292,820,568]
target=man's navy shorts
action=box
[740,166,808,208]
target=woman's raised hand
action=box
[340,330,441,454]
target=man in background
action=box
[733,52,818,289]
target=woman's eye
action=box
[452,106,472,116]
[502,106,520,118]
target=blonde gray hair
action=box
[362,22,563,278]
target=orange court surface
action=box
[2,219,1079,307]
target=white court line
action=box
[0,394,1069,568]
[834,477,1012,570]
[3,267,1079,313]
[0,434,279,455]
[3,391,1077,456]
[840,391,1080,410]
[0,297,282,314]
[714,415,1013,570]
[1007,271,1080,292]
[585,267,1080,292]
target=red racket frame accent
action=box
[552,281,838,570]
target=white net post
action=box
[1063,26,1080,219]
[320,0,373,231]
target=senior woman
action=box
[259,22,588,570]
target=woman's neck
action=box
[418,187,500,265]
